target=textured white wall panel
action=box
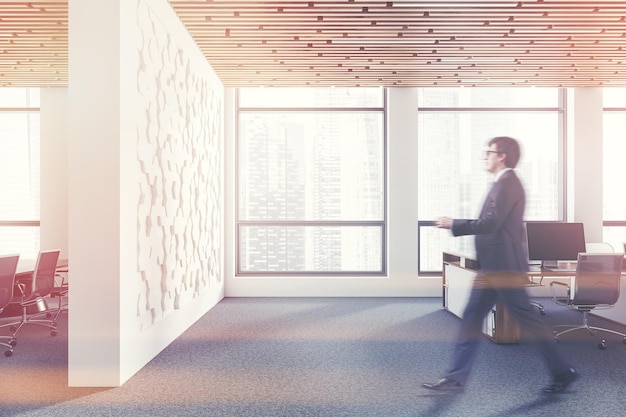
[68,0,223,387]
[136,0,222,331]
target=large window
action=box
[602,88,626,252]
[0,88,40,259]
[417,88,565,273]
[236,88,386,275]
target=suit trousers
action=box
[444,273,573,384]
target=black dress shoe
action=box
[422,378,464,392]
[542,368,579,394]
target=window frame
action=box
[416,89,568,275]
[0,89,41,259]
[235,88,388,276]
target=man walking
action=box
[423,136,577,394]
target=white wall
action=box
[68,0,123,386]
[67,0,224,387]
[40,88,68,259]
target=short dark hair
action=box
[488,136,521,168]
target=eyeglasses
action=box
[484,150,500,158]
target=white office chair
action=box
[532,243,616,316]
[550,253,626,349]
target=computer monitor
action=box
[525,222,586,269]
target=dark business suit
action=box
[443,169,572,384]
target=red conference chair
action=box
[0,253,20,356]
[0,249,61,343]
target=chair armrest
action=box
[54,272,67,287]
[51,272,69,297]
[549,280,571,305]
[15,281,26,301]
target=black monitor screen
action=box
[525,222,586,265]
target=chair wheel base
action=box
[5,349,13,357]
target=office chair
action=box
[0,254,20,357]
[49,265,69,322]
[532,242,617,316]
[0,249,61,342]
[550,253,626,350]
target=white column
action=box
[40,88,69,259]
[388,88,440,294]
[567,88,603,243]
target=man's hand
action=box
[436,216,453,229]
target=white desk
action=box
[443,251,626,334]
[442,251,521,344]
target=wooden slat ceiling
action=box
[2,1,626,88]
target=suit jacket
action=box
[451,169,529,274]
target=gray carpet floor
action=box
[2,297,626,416]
